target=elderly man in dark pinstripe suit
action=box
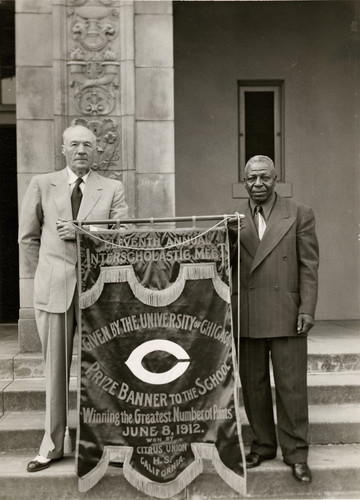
[230,155,319,484]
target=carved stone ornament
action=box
[67,1,120,116]
[72,117,121,176]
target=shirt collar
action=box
[249,192,277,220]
[66,166,90,185]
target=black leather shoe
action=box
[291,462,312,483]
[245,452,275,469]
[109,461,123,468]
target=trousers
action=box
[35,295,78,459]
[239,336,309,464]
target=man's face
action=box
[244,161,277,204]
[62,126,96,176]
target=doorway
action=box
[0,125,18,322]
[0,0,17,323]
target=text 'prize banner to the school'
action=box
[76,226,246,497]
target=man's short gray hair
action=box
[62,124,96,144]
[244,155,275,176]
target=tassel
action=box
[63,426,72,455]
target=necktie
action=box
[254,205,266,240]
[71,177,83,219]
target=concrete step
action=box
[2,372,359,414]
[0,411,78,452]
[0,347,78,380]
[306,371,360,404]
[0,377,78,414]
[0,444,359,499]
[12,353,78,379]
[1,404,359,452]
[308,352,360,372]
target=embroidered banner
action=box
[76,226,246,497]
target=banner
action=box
[76,225,246,497]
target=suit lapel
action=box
[52,169,72,220]
[77,170,102,220]
[250,195,296,273]
[239,202,260,258]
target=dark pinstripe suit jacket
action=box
[230,194,319,338]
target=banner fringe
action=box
[192,443,247,496]
[133,277,186,307]
[79,444,246,497]
[231,338,248,487]
[80,263,230,309]
[78,458,109,493]
[212,453,247,496]
[183,263,215,280]
[78,446,132,493]
[80,266,131,309]
[123,458,203,499]
[212,274,230,304]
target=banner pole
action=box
[70,214,243,226]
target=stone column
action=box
[17,0,54,351]
[135,1,175,218]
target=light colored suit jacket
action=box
[19,168,129,313]
[231,194,319,338]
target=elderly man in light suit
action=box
[19,125,129,472]
[230,155,319,484]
